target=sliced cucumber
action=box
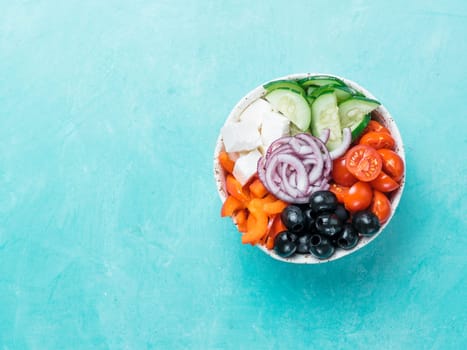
[264,80,306,95]
[309,85,339,99]
[311,92,342,151]
[338,97,380,139]
[308,84,357,103]
[349,114,371,139]
[333,85,357,102]
[307,85,318,96]
[298,75,345,88]
[265,89,311,131]
[306,96,315,106]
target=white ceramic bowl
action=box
[214,73,405,264]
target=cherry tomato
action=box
[359,131,395,150]
[366,120,390,134]
[329,183,349,204]
[332,157,358,187]
[345,145,382,182]
[371,190,391,224]
[344,181,373,212]
[377,149,404,182]
[370,171,400,192]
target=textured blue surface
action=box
[0,1,466,349]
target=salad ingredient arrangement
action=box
[218,75,405,261]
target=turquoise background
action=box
[0,0,466,349]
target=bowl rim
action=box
[214,72,405,264]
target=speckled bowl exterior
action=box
[214,73,405,264]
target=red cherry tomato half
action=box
[332,157,358,187]
[377,149,405,182]
[359,131,395,150]
[371,190,392,224]
[370,171,400,192]
[329,183,349,204]
[345,145,383,182]
[344,181,373,212]
[366,120,390,134]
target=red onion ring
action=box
[329,127,352,160]
[319,128,330,144]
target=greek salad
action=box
[218,75,404,260]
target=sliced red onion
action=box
[276,188,299,203]
[303,158,318,166]
[272,171,281,184]
[264,156,281,193]
[257,156,266,184]
[319,128,330,144]
[281,164,300,198]
[256,132,333,204]
[299,146,314,154]
[308,158,324,184]
[313,137,332,178]
[289,171,297,189]
[266,136,292,157]
[329,127,352,160]
[294,133,323,157]
[289,138,302,153]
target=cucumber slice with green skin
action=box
[308,84,357,103]
[264,80,306,95]
[306,95,315,106]
[307,85,319,96]
[348,114,371,139]
[333,85,357,102]
[298,75,345,88]
[338,97,381,139]
[311,92,342,151]
[309,85,338,99]
[265,89,311,131]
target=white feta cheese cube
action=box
[221,120,261,153]
[233,149,262,186]
[239,98,273,129]
[260,111,290,151]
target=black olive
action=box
[281,205,306,233]
[309,190,338,214]
[352,211,381,236]
[334,203,350,222]
[335,223,359,250]
[274,231,298,258]
[303,208,316,232]
[315,213,343,238]
[296,234,312,254]
[309,234,335,259]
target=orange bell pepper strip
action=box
[265,214,287,250]
[259,215,276,245]
[263,199,288,216]
[218,151,234,174]
[249,178,268,198]
[221,195,244,217]
[233,209,248,232]
[226,175,250,202]
[234,209,248,225]
[241,199,269,244]
[260,193,277,204]
[266,236,275,250]
[246,211,256,231]
[237,221,248,233]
